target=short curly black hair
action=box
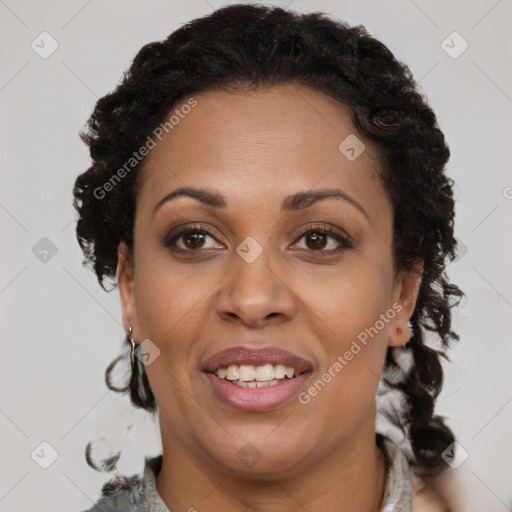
[73,3,464,484]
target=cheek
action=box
[303,258,393,347]
[132,265,211,421]
[133,248,216,337]
[303,257,393,408]
[299,281,391,429]
[131,260,217,398]
[297,261,393,418]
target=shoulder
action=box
[379,436,473,512]
[410,472,448,512]
[410,468,474,512]
[80,490,146,512]
[79,473,148,512]
[78,455,166,512]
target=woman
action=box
[74,4,468,511]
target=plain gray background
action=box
[1,0,511,510]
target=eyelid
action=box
[293,222,351,243]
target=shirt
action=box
[81,437,412,511]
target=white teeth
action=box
[225,365,239,380]
[215,363,297,383]
[274,364,286,379]
[234,379,283,388]
[284,366,294,379]
[238,365,256,381]
[255,364,274,381]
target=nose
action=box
[216,248,298,328]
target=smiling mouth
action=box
[214,363,298,388]
[202,346,313,410]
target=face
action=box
[118,85,422,478]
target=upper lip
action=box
[202,346,313,375]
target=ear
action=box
[118,242,139,342]
[388,260,424,347]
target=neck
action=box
[156,417,387,512]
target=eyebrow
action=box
[152,186,369,221]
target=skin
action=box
[117,85,424,512]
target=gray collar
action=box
[380,437,413,511]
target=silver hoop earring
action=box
[127,326,136,369]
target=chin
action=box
[200,430,317,479]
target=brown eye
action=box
[164,225,224,252]
[182,232,206,250]
[305,232,328,250]
[290,225,353,254]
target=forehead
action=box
[136,85,390,223]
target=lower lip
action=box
[205,372,311,412]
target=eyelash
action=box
[163,223,353,255]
